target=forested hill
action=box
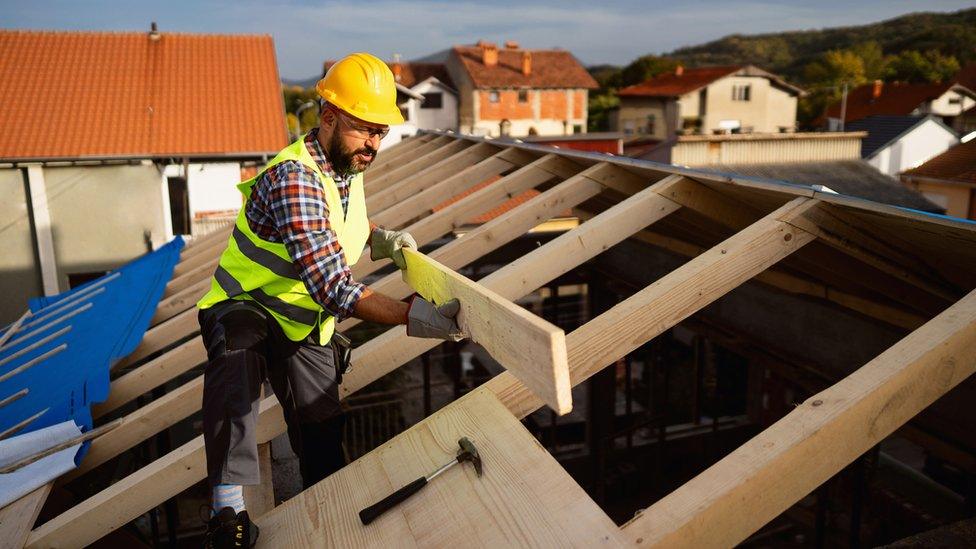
[667,8,976,82]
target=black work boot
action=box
[204,507,260,548]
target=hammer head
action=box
[456,437,482,477]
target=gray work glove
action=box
[406,297,465,342]
[370,227,417,270]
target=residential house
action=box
[845,115,958,177]
[612,65,804,138]
[0,27,287,321]
[635,131,940,213]
[822,80,976,132]
[444,41,598,137]
[389,59,459,132]
[901,139,976,219]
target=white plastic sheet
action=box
[0,420,81,508]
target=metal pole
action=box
[838,82,848,132]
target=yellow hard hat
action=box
[316,52,404,126]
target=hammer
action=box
[359,437,482,525]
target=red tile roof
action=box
[902,140,976,185]
[956,63,976,91]
[823,81,956,122]
[0,30,287,160]
[451,46,598,90]
[618,66,741,97]
[392,62,456,91]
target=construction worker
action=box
[196,52,465,548]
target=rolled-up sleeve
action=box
[261,162,367,320]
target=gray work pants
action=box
[199,300,345,489]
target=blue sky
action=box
[2,1,973,79]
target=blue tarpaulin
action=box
[0,237,184,464]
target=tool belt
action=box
[331,330,353,381]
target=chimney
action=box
[505,40,520,50]
[391,53,402,83]
[521,51,532,77]
[871,79,883,100]
[675,64,684,77]
[149,21,160,41]
[481,42,498,67]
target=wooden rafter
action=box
[621,287,976,547]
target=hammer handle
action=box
[359,477,428,525]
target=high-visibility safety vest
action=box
[197,134,370,344]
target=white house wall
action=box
[412,81,459,131]
[869,119,959,176]
[163,162,242,218]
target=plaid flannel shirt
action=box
[243,129,367,321]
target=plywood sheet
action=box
[256,388,624,548]
[402,248,571,414]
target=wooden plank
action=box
[113,308,197,370]
[150,277,211,327]
[170,238,226,278]
[620,287,976,548]
[243,443,276,519]
[0,310,31,349]
[371,134,434,169]
[60,376,204,482]
[401,248,571,414]
[93,339,206,419]
[352,153,582,280]
[367,139,473,193]
[486,197,819,419]
[162,256,219,298]
[31,172,683,544]
[365,141,499,213]
[365,135,452,183]
[338,164,661,333]
[369,147,535,229]
[0,483,51,549]
[255,388,625,547]
[28,398,284,549]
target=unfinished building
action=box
[2,132,975,547]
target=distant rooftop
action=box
[451,42,598,90]
[0,28,287,161]
[618,65,803,98]
[845,115,954,158]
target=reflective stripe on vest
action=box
[196,133,370,343]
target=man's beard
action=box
[327,131,377,177]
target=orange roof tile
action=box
[902,140,976,185]
[618,66,741,97]
[452,45,598,90]
[0,29,287,160]
[823,81,959,123]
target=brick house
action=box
[612,65,803,138]
[444,41,598,137]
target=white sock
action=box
[213,484,246,515]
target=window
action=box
[732,84,751,101]
[646,114,656,135]
[167,176,190,235]
[948,97,962,105]
[489,91,500,103]
[518,89,529,103]
[573,124,583,134]
[422,92,443,109]
[623,120,636,135]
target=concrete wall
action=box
[412,80,458,131]
[913,181,972,218]
[0,163,169,323]
[0,169,42,323]
[868,119,959,177]
[695,75,797,133]
[611,96,669,139]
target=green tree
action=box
[587,92,620,132]
[849,41,888,81]
[884,49,960,82]
[802,49,867,89]
[618,55,680,88]
[281,85,320,137]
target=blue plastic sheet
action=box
[0,237,184,463]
